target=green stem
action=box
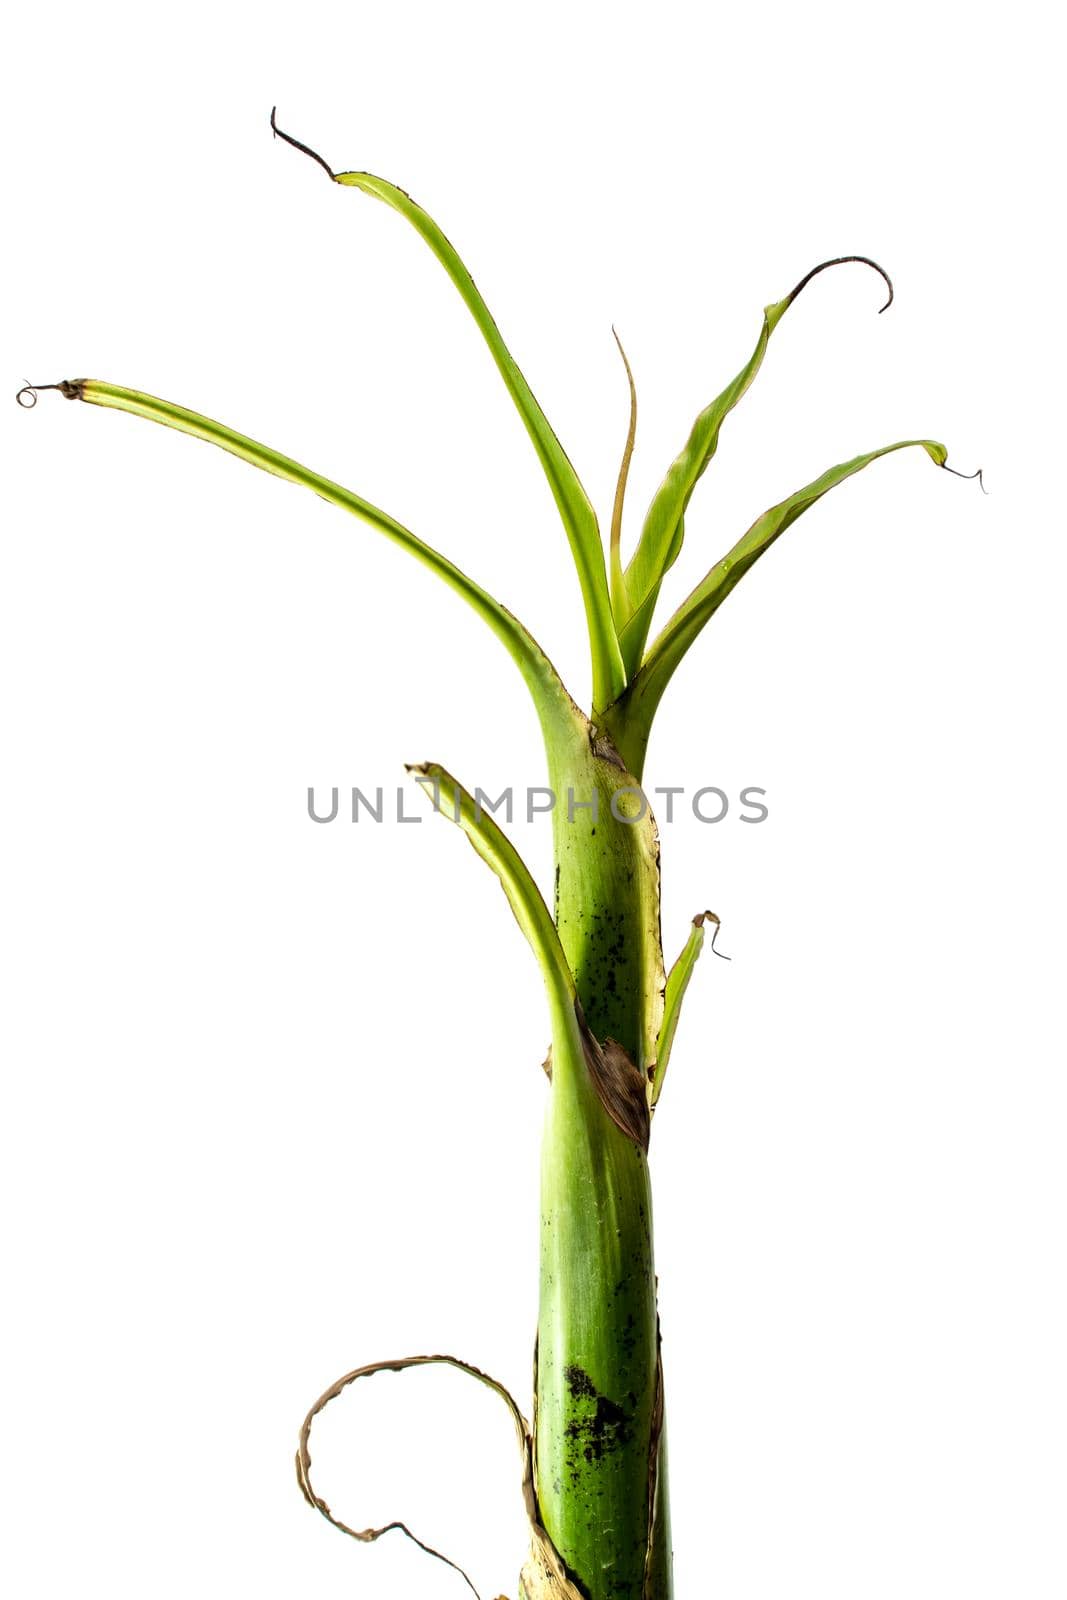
[530,716,672,1600]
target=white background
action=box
[3,3,1064,1597]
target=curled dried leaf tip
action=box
[16,379,83,408]
[270,106,337,180]
[694,909,731,961]
[941,461,988,493]
[785,255,894,314]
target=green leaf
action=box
[650,911,725,1108]
[70,379,576,741]
[408,761,577,1022]
[608,327,638,629]
[619,257,894,677]
[271,112,626,711]
[621,438,949,750]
